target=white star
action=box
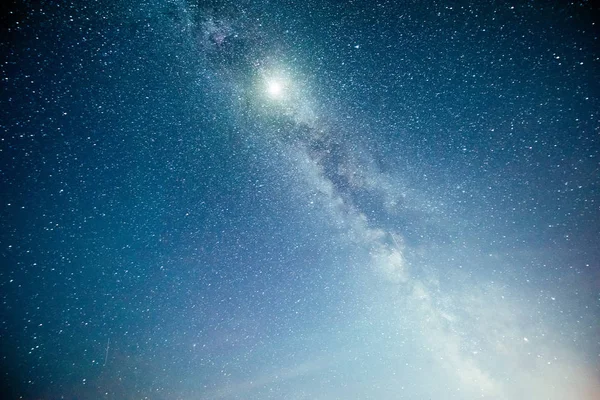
[266,79,283,98]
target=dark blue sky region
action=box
[1,1,599,399]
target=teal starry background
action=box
[1,1,599,399]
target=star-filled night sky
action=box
[1,1,599,399]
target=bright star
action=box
[266,79,284,98]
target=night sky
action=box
[1,1,599,399]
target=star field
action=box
[1,1,599,399]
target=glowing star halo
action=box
[266,78,284,98]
